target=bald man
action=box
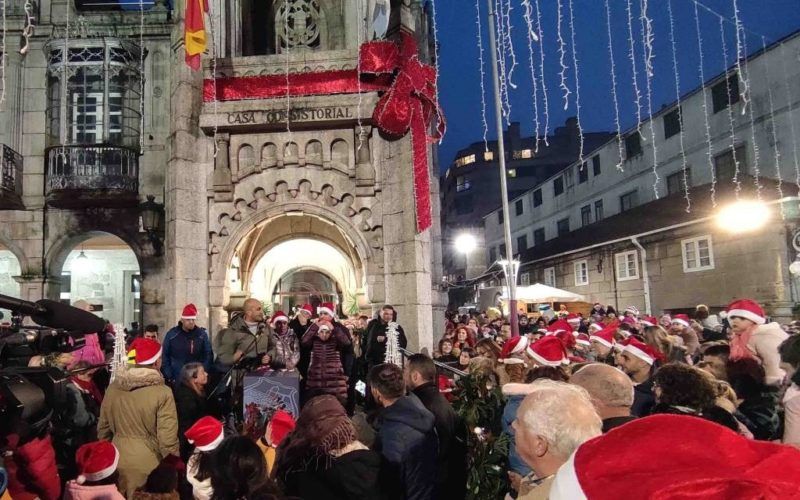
[571,363,638,433]
[214,298,272,371]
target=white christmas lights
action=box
[639,0,659,199]
[475,0,489,151]
[556,0,570,111]
[718,17,742,197]
[693,1,717,207]
[533,0,549,148]
[760,36,783,211]
[604,0,624,171]
[567,0,584,163]
[666,0,690,212]
[522,0,540,150]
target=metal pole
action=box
[486,0,519,337]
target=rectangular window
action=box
[574,260,589,286]
[667,169,692,197]
[592,155,601,176]
[520,272,530,286]
[456,175,471,192]
[498,211,504,224]
[581,205,591,227]
[663,107,682,139]
[712,73,740,113]
[620,190,638,212]
[564,169,574,188]
[71,91,123,144]
[554,177,564,196]
[483,151,494,161]
[515,199,524,216]
[533,189,543,207]
[455,195,473,215]
[76,0,156,11]
[625,133,642,159]
[489,247,497,263]
[615,251,639,281]
[594,199,604,221]
[578,162,588,183]
[544,267,556,287]
[714,145,746,182]
[682,235,715,272]
[533,228,545,246]
[455,153,476,167]
[557,218,570,237]
[517,235,528,252]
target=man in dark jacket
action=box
[369,363,437,500]
[161,303,213,383]
[364,305,408,369]
[213,298,272,372]
[405,354,467,500]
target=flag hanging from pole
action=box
[184,0,208,70]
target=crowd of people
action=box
[3,296,800,499]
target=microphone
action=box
[0,294,106,334]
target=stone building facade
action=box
[0,0,445,351]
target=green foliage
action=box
[466,433,510,500]
[453,371,505,435]
[343,289,361,317]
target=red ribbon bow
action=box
[360,32,446,233]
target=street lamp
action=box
[716,200,770,233]
[140,195,165,256]
[454,233,478,254]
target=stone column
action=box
[165,0,211,327]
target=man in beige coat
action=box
[98,338,179,497]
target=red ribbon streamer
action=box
[203,33,445,233]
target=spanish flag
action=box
[184,0,208,70]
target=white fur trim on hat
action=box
[271,314,289,325]
[317,306,336,318]
[78,446,120,484]
[525,347,564,367]
[193,429,225,452]
[500,357,526,365]
[727,308,766,325]
[576,338,591,347]
[139,347,162,366]
[671,318,690,328]
[622,344,654,365]
[588,323,603,333]
[589,335,613,349]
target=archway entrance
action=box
[0,245,21,321]
[59,233,142,328]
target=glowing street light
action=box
[454,233,478,254]
[716,200,771,233]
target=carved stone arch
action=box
[0,230,29,274]
[45,229,147,280]
[305,140,323,167]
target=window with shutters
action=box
[682,236,715,272]
[615,251,639,281]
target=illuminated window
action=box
[512,149,533,160]
[508,169,517,178]
[455,154,476,167]
[483,151,494,161]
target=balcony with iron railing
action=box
[0,145,24,210]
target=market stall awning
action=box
[501,283,586,303]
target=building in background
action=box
[478,30,800,320]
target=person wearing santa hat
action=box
[214,298,272,373]
[184,416,225,500]
[62,441,124,500]
[526,336,569,369]
[668,313,701,359]
[618,338,661,417]
[265,310,301,370]
[256,410,296,476]
[727,298,789,387]
[301,310,352,405]
[161,303,213,384]
[98,338,178,496]
[589,322,618,366]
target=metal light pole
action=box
[486,0,519,337]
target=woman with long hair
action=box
[174,363,217,460]
[642,326,686,364]
[209,437,279,500]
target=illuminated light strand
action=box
[638,0,659,199]
[730,0,749,115]
[556,0,570,111]
[740,30,762,199]
[625,0,642,135]
[502,0,517,90]
[138,0,146,155]
[566,0,583,162]
[640,0,655,78]
[693,1,716,207]
[604,0,624,171]
[475,0,489,151]
[429,0,442,115]
[666,0,690,212]
[778,42,800,196]
[718,17,741,197]
[760,36,783,215]
[521,0,540,152]
[533,0,549,148]
[494,0,510,123]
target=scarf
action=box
[730,328,757,361]
[71,376,103,404]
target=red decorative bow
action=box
[360,32,446,233]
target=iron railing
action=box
[1,144,23,197]
[45,145,139,193]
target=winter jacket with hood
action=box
[502,383,534,476]
[301,322,351,402]
[373,393,438,500]
[63,481,125,500]
[98,366,179,497]
[364,319,407,367]
[214,313,271,369]
[161,323,213,381]
[3,433,61,500]
[746,322,789,386]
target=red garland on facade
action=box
[203,32,446,233]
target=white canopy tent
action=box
[500,283,586,303]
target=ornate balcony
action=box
[45,145,139,208]
[0,145,24,210]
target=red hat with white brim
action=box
[75,441,120,484]
[271,311,289,326]
[499,336,529,365]
[726,299,766,325]
[566,313,581,326]
[185,416,224,452]
[128,338,162,366]
[296,304,314,317]
[181,303,198,320]
[589,322,618,348]
[640,316,657,327]
[317,302,337,318]
[526,336,568,367]
[671,314,691,328]
[622,338,658,365]
[575,333,591,347]
[549,414,800,499]
[588,323,603,333]
[547,319,573,336]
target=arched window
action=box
[240,0,344,56]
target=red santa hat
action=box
[268,410,296,446]
[575,332,591,347]
[181,303,198,320]
[588,322,604,333]
[566,313,581,327]
[317,302,337,318]
[296,304,314,317]
[726,299,766,325]
[671,313,691,328]
[549,414,800,500]
[499,336,529,365]
[271,310,289,326]
[547,319,572,336]
[128,338,162,365]
[640,316,658,327]
[621,338,659,365]
[526,336,568,367]
[75,441,120,484]
[185,416,224,452]
[589,322,617,349]
[556,330,577,351]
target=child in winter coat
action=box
[184,417,224,500]
[256,409,296,475]
[63,441,125,500]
